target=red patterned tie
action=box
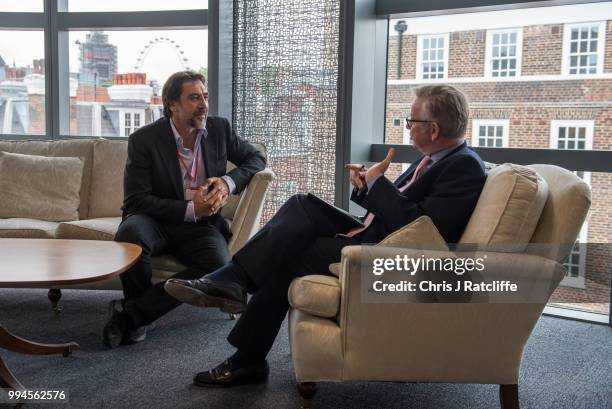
[339,155,432,238]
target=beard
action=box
[190,112,207,129]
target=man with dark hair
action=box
[103,71,266,349]
[164,84,487,386]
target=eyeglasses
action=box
[405,117,434,130]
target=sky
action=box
[0,0,208,84]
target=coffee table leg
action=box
[0,325,79,357]
[0,354,23,389]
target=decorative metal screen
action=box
[233,0,340,223]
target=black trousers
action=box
[114,214,230,328]
[229,194,361,360]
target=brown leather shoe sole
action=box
[165,281,246,314]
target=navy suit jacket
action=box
[351,142,486,244]
[121,116,266,240]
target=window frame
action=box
[416,33,450,80]
[484,28,523,79]
[561,21,606,76]
[472,119,510,148]
[550,119,594,289]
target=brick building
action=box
[385,4,611,314]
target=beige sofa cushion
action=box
[89,140,128,218]
[0,139,95,219]
[459,163,548,252]
[0,218,59,238]
[0,151,84,222]
[56,217,121,241]
[289,275,341,318]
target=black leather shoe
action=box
[126,321,155,344]
[102,300,131,349]
[193,360,269,387]
[165,277,247,314]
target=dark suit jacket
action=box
[351,142,486,244]
[122,116,266,240]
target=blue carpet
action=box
[0,288,610,409]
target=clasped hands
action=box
[193,177,230,217]
[345,148,396,189]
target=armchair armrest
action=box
[227,168,275,255]
[335,245,566,383]
[289,275,341,318]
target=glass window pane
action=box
[0,30,46,135]
[0,0,42,12]
[386,9,611,321]
[580,28,589,39]
[571,29,579,40]
[559,127,566,139]
[67,0,208,11]
[68,29,207,137]
[570,41,577,53]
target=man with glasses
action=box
[164,84,486,387]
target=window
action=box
[1,5,208,139]
[69,29,206,137]
[551,120,593,288]
[0,30,46,135]
[416,34,449,80]
[67,0,208,12]
[0,1,42,12]
[119,110,146,137]
[385,3,611,321]
[472,119,509,147]
[562,22,606,75]
[486,29,522,78]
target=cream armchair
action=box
[288,164,591,409]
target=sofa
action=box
[287,163,591,409]
[0,138,274,312]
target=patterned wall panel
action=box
[233,0,340,223]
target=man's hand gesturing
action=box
[344,148,396,188]
[193,177,230,217]
[344,163,367,189]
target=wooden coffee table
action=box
[0,239,141,389]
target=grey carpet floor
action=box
[0,288,610,409]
